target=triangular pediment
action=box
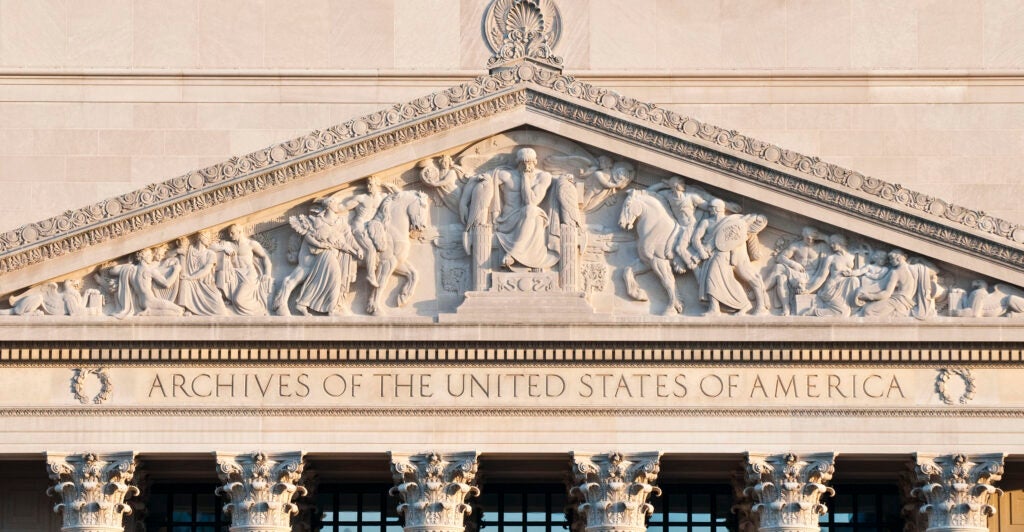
[1,66,1022,326]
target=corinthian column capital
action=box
[913,453,1005,532]
[46,451,140,532]
[215,451,308,532]
[389,451,481,532]
[569,451,662,532]
[743,452,836,532]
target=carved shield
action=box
[713,216,747,252]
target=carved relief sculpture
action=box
[389,451,480,532]
[693,210,770,316]
[275,195,362,316]
[0,126,1019,321]
[174,231,230,316]
[46,451,140,532]
[215,451,308,532]
[618,189,687,315]
[569,451,662,532]
[800,234,861,317]
[103,247,183,318]
[363,190,429,315]
[211,224,274,316]
[1,278,102,316]
[854,250,941,319]
[484,0,563,71]
[743,452,836,532]
[912,453,1005,532]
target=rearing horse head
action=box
[406,191,429,232]
[619,189,643,231]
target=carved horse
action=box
[618,189,684,315]
[366,190,430,315]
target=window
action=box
[819,485,902,532]
[477,484,569,532]
[648,484,736,532]
[145,483,229,532]
[315,484,403,532]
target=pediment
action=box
[1,66,1023,329]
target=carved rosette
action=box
[743,452,836,532]
[215,451,308,532]
[389,451,481,532]
[46,451,140,532]
[912,453,1004,532]
[569,451,662,532]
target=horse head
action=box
[406,191,430,232]
[619,189,642,231]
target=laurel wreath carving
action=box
[70,368,112,405]
[935,368,977,405]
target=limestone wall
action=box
[1,0,1023,230]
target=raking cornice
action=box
[0,64,1022,294]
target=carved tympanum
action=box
[46,451,139,532]
[743,452,836,532]
[912,453,1004,532]
[1,130,1020,321]
[389,451,480,532]
[215,451,308,532]
[569,451,662,532]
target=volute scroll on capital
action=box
[46,451,140,532]
[569,451,662,532]
[215,451,308,532]
[388,451,481,532]
[911,453,1005,532]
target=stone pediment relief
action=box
[2,128,1023,322]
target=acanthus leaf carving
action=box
[388,451,480,532]
[215,451,308,532]
[912,453,1004,532]
[46,451,139,532]
[569,451,662,532]
[743,452,835,532]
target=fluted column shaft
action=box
[569,451,662,532]
[389,451,480,532]
[215,451,307,532]
[46,451,139,532]
[744,452,836,532]
[912,453,1005,532]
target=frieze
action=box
[0,365,1021,414]
[0,64,1021,294]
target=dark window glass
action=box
[144,484,229,532]
[477,484,568,532]
[819,484,902,532]
[650,485,736,532]
[314,484,401,532]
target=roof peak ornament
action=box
[484,0,563,74]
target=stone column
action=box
[215,451,308,532]
[899,468,929,532]
[743,452,836,532]
[46,451,140,532]
[569,451,662,532]
[389,451,480,532]
[912,453,1005,532]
